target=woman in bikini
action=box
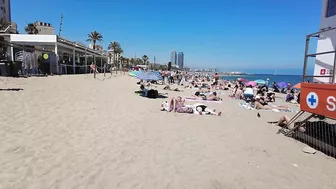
[169,96,194,114]
[252,99,289,111]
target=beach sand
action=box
[0,74,336,189]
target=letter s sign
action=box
[326,96,336,111]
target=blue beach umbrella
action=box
[152,71,163,79]
[129,70,143,77]
[135,71,163,81]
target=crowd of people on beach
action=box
[132,69,302,120]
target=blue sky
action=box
[12,0,321,74]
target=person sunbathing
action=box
[163,97,221,116]
[136,85,159,98]
[168,96,194,113]
[190,92,221,101]
[193,103,222,116]
[252,99,289,111]
[163,85,182,92]
[266,91,276,102]
[267,115,305,132]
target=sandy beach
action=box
[1,74,336,189]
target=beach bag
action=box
[147,89,159,98]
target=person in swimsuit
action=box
[252,99,289,111]
[190,92,221,101]
[169,96,193,113]
[193,103,222,116]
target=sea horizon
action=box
[220,74,303,85]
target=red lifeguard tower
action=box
[283,0,336,156]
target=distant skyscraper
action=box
[178,52,184,69]
[170,50,177,65]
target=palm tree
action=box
[0,18,10,31]
[142,55,149,65]
[24,23,38,34]
[86,31,103,50]
[108,41,123,54]
[108,41,123,67]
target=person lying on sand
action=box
[135,85,159,98]
[192,103,221,116]
[162,97,221,116]
[267,115,305,132]
[190,92,221,101]
[163,85,183,92]
[134,84,149,95]
[252,99,289,111]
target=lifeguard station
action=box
[284,0,336,156]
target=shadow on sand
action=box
[0,88,24,91]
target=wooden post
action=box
[84,49,87,74]
[93,55,96,79]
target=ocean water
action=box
[220,74,303,85]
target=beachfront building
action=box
[177,52,184,69]
[89,43,104,52]
[34,21,55,35]
[0,0,11,21]
[313,0,336,83]
[170,50,177,66]
[5,34,107,74]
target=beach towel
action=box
[238,102,297,112]
[185,98,222,103]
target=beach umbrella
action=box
[238,78,248,82]
[277,82,288,88]
[245,81,257,87]
[128,71,136,77]
[293,82,301,89]
[130,70,143,77]
[254,79,266,85]
[152,71,162,79]
[135,71,163,81]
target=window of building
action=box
[326,0,336,17]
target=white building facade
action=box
[314,0,336,83]
[89,44,104,52]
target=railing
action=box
[302,26,336,83]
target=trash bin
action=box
[12,61,22,77]
[0,60,22,77]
